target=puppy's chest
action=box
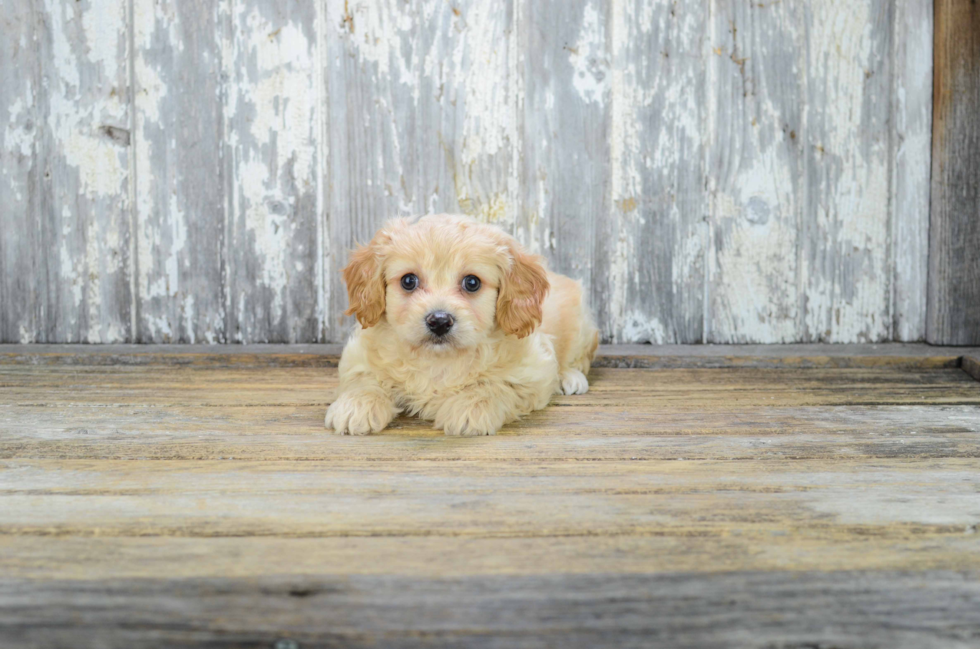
[380,363,481,403]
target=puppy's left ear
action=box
[343,235,388,328]
[496,245,549,338]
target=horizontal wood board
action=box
[2,347,980,645]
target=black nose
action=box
[425,311,455,337]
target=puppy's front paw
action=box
[324,390,397,435]
[435,395,508,437]
[560,369,589,395]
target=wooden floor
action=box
[2,345,980,648]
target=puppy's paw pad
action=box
[324,392,396,435]
[560,369,589,395]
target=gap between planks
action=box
[1,344,980,375]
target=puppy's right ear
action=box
[496,245,550,339]
[343,239,387,328]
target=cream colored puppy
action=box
[325,214,599,436]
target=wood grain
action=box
[132,0,225,344]
[963,355,980,383]
[417,0,517,226]
[0,1,941,344]
[0,0,40,344]
[2,571,980,648]
[2,350,980,644]
[34,0,134,343]
[801,1,894,343]
[324,0,420,341]
[223,0,322,344]
[928,0,980,345]
[5,534,980,582]
[3,456,980,539]
[2,342,979,369]
[600,0,705,344]
[890,0,933,342]
[520,0,607,320]
[707,1,804,343]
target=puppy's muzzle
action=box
[425,311,455,337]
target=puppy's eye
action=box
[400,274,419,291]
[462,275,481,293]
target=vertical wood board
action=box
[132,0,226,343]
[521,0,608,320]
[34,0,134,343]
[890,1,933,342]
[222,0,322,343]
[0,0,939,344]
[324,0,420,341]
[0,0,41,343]
[706,1,804,343]
[928,0,980,345]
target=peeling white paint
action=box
[3,97,34,159]
[239,158,289,323]
[133,55,168,125]
[890,1,933,342]
[82,3,122,81]
[711,144,799,343]
[606,0,638,340]
[36,0,132,344]
[343,0,416,83]
[248,39,316,181]
[224,3,320,341]
[2,0,936,344]
[58,208,83,327]
[621,312,669,345]
[18,324,35,345]
[46,0,80,90]
[608,0,705,343]
[452,2,512,164]
[570,3,609,105]
[47,0,129,200]
[803,0,890,343]
[133,0,179,342]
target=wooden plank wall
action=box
[0,1,937,344]
[928,0,980,345]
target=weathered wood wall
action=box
[928,0,980,346]
[0,1,935,344]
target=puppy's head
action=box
[343,215,549,351]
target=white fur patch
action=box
[560,369,590,395]
[324,390,398,435]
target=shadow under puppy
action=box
[325,214,599,436]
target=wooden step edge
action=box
[0,344,977,370]
[963,356,980,382]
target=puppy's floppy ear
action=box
[343,224,400,328]
[496,244,549,338]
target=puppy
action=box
[324,214,599,436]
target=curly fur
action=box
[325,214,599,436]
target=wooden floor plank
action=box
[2,572,979,649]
[1,459,979,543]
[4,534,980,580]
[1,367,978,409]
[2,348,979,646]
